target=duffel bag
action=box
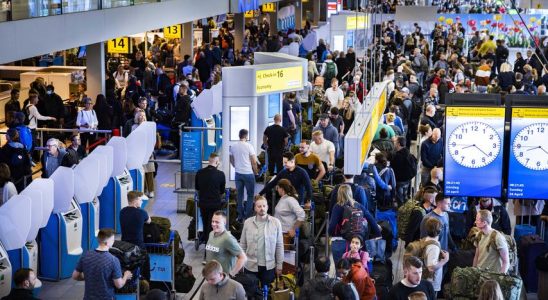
[448,267,522,300]
[109,240,146,271]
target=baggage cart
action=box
[145,231,176,295]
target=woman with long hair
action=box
[478,280,504,300]
[274,179,305,238]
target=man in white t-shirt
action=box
[229,129,259,222]
[310,130,335,172]
[324,78,344,108]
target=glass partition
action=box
[11,0,62,20]
[63,0,100,14]
[102,0,131,9]
[0,0,10,22]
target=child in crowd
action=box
[342,235,371,272]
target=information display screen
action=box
[507,107,548,200]
[230,106,250,141]
[444,107,506,197]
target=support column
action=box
[312,0,321,25]
[294,0,302,30]
[268,11,277,34]
[86,42,105,101]
[233,13,245,52]
[181,22,194,59]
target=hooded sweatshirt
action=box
[199,273,246,300]
[343,262,376,300]
[298,273,339,300]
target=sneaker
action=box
[148,191,155,198]
[202,260,207,265]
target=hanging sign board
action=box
[107,37,130,54]
[163,24,182,39]
[444,106,506,197]
[255,66,303,95]
[507,107,548,200]
[262,3,276,13]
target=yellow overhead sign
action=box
[107,37,130,54]
[256,66,303,94]
[163,24,182,39]
[446,107,505,118]
[360,89,387,165]
[512,107,548,118]
[262,3,276,12]
[346,15,369,30]
[244,10,258,18]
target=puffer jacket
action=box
[343,262,376,300]
[298,273,338,300]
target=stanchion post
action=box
[325,212,329,258]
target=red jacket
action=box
[343,262,376,300]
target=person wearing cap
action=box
[76,97,98,153]
[313,114,340,158]
[37,84,64,128]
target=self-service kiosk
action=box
[221,52,307,177]
[0,195,32,297]
[0,241,12,298]
[127,122,155,208]
[40,167,82,280]
[99,137,133,233]
[74,155,102,251]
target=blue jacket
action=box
[420,138,444,169]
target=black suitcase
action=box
[519,234,548,293]
[109,240,146,271]
[232,272,261,300]
[371,259,393,300]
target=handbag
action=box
[270,276,291,300]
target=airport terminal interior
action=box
[1,0,548,299]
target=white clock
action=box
[447,121,501,168]
[512,123,548,171]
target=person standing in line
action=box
[473,210,509,274]
[386,256,436,300]
[205,211,247,275]
[4,89,20,127]
[240,196,284,288]
[263,114,289,175]
[199,260,246,300]
[75,97,99,153]
[229,129,259,222]
[72,228,133,300]
[195,153,226,245]
[421,218,449,296]
[420,193,457,252]
[119,191,151,280]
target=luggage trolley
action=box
[114,268,141,300]
[145,231,177,294]
[194,189,230,251]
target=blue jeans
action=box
[396,180,411,206]
[235,172,255,220]
[331,239,347,265]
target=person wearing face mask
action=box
[1,268,41,300]
[240,196,284,288]
[195,153,226,245]
[37,85,64,128]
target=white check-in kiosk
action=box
[20,179,54,277]
[221,53,307,177]
[127,121,156,208]
[0,195,32,297]
[74,156,100,251]
[329,12,371,56]
[40,167,82,280]
[99,137,133,233]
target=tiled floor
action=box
[35,160,540,300]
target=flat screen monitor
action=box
[268,94,280,118]
[230,106,250,141]
[77,46,86,59]
[445,93,501,106]
[505,95,548,108]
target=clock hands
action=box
[472,145,489,157]
[524,146,548,155]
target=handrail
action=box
[182,126,222,131]
[149,159,181,164]
[35,128,112,134]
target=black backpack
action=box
[24,104,34,125]
[109,241,147,271]
[232,273,261,300]
[175,264,196,293]
[9,147,28,168]
[339,203,368,241]
[143,222,162,243]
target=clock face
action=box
[512,123,548,171]
[448,121,501,168]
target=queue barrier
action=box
[145,230,176,294]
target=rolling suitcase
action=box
[514,208,537,246]
[535,250,548,299]
[371,258,393,299]
[518,235,548,292]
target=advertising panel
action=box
[444,107,506,197]
[507,107,548,200]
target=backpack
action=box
[419,56,429,73]
[406,153,418,179]
[8,146,28,170]
[24,104,34,125]
[448,267,523,300]
[404,238,441,279]
[233,272,261,300]
[397,200,425,240]
[324,62,336,82]
[339,203,368,241]
[174,264,196,293]
[16,126,33,152]
[488,230,519,276]
[109,240,147,271]
[143,222,162,243]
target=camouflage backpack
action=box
[404,238,441,280]
[448,267,522,300]
[397,199,425,240]
[488,230,519,276]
